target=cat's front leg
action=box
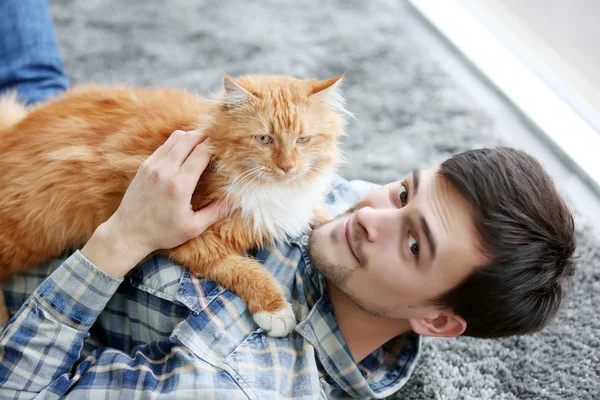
[310,206,332,229]
[215,254,297,337]
[165,236,297,337]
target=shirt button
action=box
[300,235,309,246]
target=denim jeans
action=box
[0,0,68,105]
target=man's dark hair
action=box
[435,147,576,338]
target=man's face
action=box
[309,167,488,325]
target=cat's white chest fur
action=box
[232,171,333,243]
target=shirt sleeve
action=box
[0,250,122,393]
[0,251,246,399]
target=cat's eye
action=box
[296,136,310,144]
[255,135,272,145]
[398,184,408,205]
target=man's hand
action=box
[81,130,227,278]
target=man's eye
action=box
[408,235,419,256]
[399,185,408,205]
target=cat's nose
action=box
[277,162,295,174]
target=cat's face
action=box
[208,75,348,186]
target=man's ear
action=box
[409,311,466,338]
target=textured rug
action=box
[50,0,600,398]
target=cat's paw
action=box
[253,304,297,337]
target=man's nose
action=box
[355,206,396,243]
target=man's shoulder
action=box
[124,240,305,310]
[126,255,187,303]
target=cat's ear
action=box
[310,73,345,96]
[309,73,352,117]
[223,74,254,105]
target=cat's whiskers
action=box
[229,170,264,210]
[235,170,266,202]
[233,170,269,226]
[216,167,257,209]
[246,172,270,237]
[229,166,263,190]
[310,160,326,170]
[225,167,265,211]
[215,166,264,220]
[246,172,265,203]
[251,172,269,223]
[301,162,326,180]
[303,170,318,181]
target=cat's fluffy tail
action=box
[0,92,28,131]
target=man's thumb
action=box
[192,201,230,232]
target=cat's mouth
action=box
[275,174,295,183]
[274,172,304,184]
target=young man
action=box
[0,1,576,398]
[0,130,575,399]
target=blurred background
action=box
[48,0,600,398]
[409,0,600,230]
[476,0,600,126]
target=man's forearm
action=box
[0,251,246,397]
[81,220,152,279]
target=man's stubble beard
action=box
[307,201,366,290]
[308,212,355,289]
[307,202,397,318]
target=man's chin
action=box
[307,224,356,290]
[307,223,328,255]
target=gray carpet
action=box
[50,0,600,398]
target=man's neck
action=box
[325,280,412,363]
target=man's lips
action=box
[345,216,360,264]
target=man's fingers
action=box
[180,138,213,186]
[145,130,187,165]
[191,201,231,233]
[166,130,208,167]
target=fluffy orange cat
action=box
[0,74,347,335]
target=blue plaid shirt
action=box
[0,175,421,399]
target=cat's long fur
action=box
[0,74,346,335]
